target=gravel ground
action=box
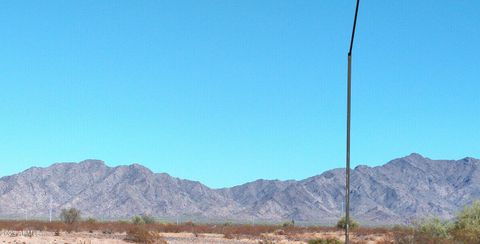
[0,230,384,243]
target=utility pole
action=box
[346,1,360,244]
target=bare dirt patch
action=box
[0,230,389,244]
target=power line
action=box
[348,0,361,56]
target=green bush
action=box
[59,208,81,225]
[414,218,452,243]
[336,216,358,230]
[282,220,294,227]
[131,215,146,225]
[452,201,480,244]
[417,218,451,238]
[400,201,480,244]
[140,214,156,224]
[131,214,156,225]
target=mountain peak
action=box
[405,153,425,160]
[462,157,475,161]
[126,163,154,175]
[383,153,429,169]
[79,159,105,165]
[77,159,107,169]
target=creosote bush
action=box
[451,201,480,244]
[132,215,145,225]
[60,208,81,225]
[131,214,156,225]
[140,214,156,224]
[411,218,453,244]
[390,202,480,244]
[416,218,451,239]
[336,217,359,230]
[282,219,295,227]
[125,227,166,244]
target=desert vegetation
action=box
[336,217,359,230]
[60,208,82,225]
[1,201,480,243]
[132,214,156,225]
[384,201,480,244]
[0,218,385,243]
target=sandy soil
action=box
[0,230,387,243]
[0,230,126,244]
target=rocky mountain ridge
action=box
[1,153,479,225]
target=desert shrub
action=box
[140,214,156,224]
[282,220,295,227]
[336,217,359,230]
[390,225,414,244]
[411,218,453,244]
[392,233,414,244]
[273,228,285,235]
[85,217,97,224]
[451,201,480,244]
[416,218,452,240]
[125,227,166,244]
[308,238,343,244]
[60,208,81,225]
[131,215,146,225]
[224,232,234,239]
[24,229,35,237]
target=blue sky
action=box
[0,1,479,188]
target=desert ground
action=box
[0,229,388,244]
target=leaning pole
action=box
[345,0,360,244]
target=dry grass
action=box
[124,227,167,244]
[3,217,479,243]
[0,220,392,243]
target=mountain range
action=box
[1,153,479,225]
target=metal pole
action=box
[346,54,352,244]
[346,1,360,243]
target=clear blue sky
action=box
[1,1,479,188]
